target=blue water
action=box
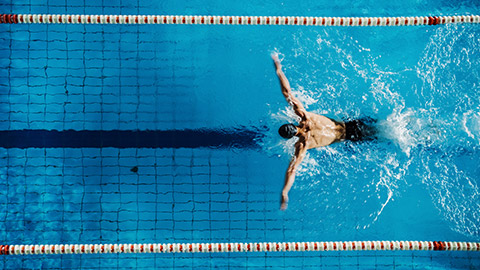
[1,0,480,269]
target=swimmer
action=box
[272,54,376,210]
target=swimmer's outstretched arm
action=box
[271,54,307,119]
[281,140,307,210]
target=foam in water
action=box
[377,107,448,156]
[414,24,480,237]
[463,111,480,143]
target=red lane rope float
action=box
[0,14,479,26]
[1,241,479,255]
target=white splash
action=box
[462,110,480,143]
[293,85,318,108]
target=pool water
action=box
[0,0,479,269]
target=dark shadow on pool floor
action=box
[0,129,264,149]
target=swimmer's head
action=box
[278,124,298,139]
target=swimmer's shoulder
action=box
[305,112,342,126]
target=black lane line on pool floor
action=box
[0,129,264,148]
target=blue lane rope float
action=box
[0,14,479,26]
[1,241,479,255]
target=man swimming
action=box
[273,54,375,210]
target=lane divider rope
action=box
[1,241,479,255]
[0,14,479,26]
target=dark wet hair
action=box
[278,124,297,139]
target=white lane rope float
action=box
[1,241,479,255]
[0,14,479,26]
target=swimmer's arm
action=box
[281,141,307,210]
[272,54,307,119]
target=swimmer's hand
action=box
[280,193,289,211]
[271,53,282,68]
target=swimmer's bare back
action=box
[299,112,346,149]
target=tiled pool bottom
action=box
[0,148,282,243]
